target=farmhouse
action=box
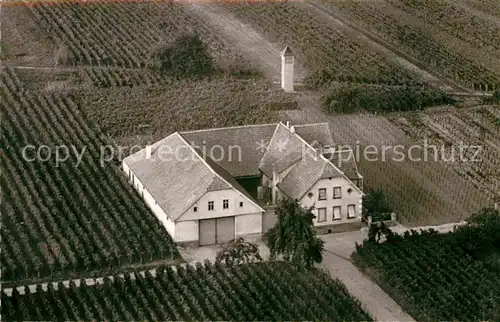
[122,121,364,246]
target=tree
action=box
[155,33,215,80]
[450,207,500,258]
[367,222,402,244]
[215,237,262,266]
[264,198,324,269]
[362,188,393,221]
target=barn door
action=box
[216,216,235,244]
[199,219,216,246]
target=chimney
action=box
[290,125,295,133]
[285,121,290,128]
[281,46,294,92]
[146,145,152,159]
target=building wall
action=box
[300,177,362,227]
[281,55,294,92]
[123,162,264,244]
[122,161,175,237]
[175,221,198,243]
[270,164,295,203]
[177,189,262,222]
[262,207,278,233]
[235,212,262,240]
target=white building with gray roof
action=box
[123,121,364,246]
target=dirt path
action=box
[183,3,306,83]
[377,0,500,82]
[303,0,466,93]
[318,221,465,321]
[321,252,416,322]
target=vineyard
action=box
[30,1,243,69]
[3,1,257,88]
[74,78,298,149]
[286,113,493,226]
[465,0,500,17]
[324,0,500,90]
[387,0,500,57]
[1,261,373,321]
[222,2,422,88]
[353,216,500,321]
[389,106,500,203]
[0,67,180,283]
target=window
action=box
[193,206,198,212]
[223,199,229,209]
[318,188,326,200]
[333,187,342,199]
[317,208,327,222]
[239,201,243,207]
[208,201,214,211]
[348,204,356,218]
[333,206,341,220]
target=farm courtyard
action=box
[1,0,500,320]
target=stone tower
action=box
[281,46,294,92]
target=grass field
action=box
[1,67,180,284]
[1,261,373,321]
[353,217,500,321]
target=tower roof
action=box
[281,46,293,56]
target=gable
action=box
[259,123,305,177]
[301,176,363,203]
[176,188,263,222]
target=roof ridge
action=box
[176,132,264,212]
[123,132,178,164]
[176,132,221,179]
[282,123,321,157]
[259,123,281,165]
[293,122,330,127]
[179,123,278,134]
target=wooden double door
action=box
[199,216,235,246]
